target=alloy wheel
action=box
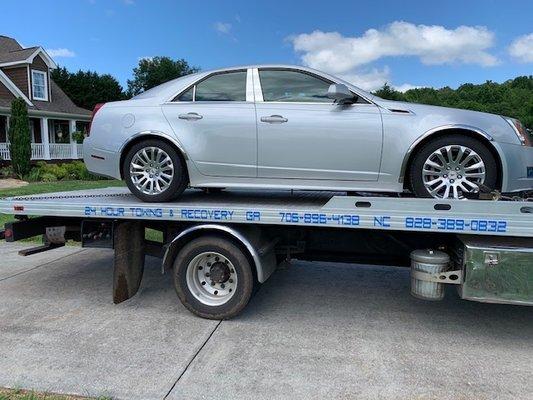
[422,145,486,199]
[129,146,174,195]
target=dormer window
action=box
[31,70,48,101]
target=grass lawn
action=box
[0,387,110,400]
[0,180,124,198]
[0,180,125,242]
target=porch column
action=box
[41,117,50,160]
[69,120,77,159]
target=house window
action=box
[31,70,48,101]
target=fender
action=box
[398,124,495,184]
[162,224,277,283]
[119,130,189,160]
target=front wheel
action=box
[173,236,255,319]
[123,139,188,202]
[409,135,498,199]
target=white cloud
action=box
[338,67,391,91]
[46,48,76,58]
[214,22,232,35]
[290,21,498,75]
[509,33,533,63]
[288,21,496,92]
[394,83,425,92]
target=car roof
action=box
[132,64,377,103]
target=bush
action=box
[40,172,58,182]
[8,98,32,177]
[24,167,42,182]
[32,161,105,181]
[0,165,15,178]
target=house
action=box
[0,35,91,163]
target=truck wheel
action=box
[173,236,255,319]
[123,139,188,202]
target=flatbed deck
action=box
[1,187,532,237]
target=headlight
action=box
[504,117,532,146]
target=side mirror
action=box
[327,83,355,103]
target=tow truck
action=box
[1,187,532,319]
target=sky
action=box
[2,0,532,92]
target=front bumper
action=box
[497,142,533,193]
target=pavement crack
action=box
[0,248,87,282]
[163,319,223,399]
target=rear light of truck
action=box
[88,103,105,137]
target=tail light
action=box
[88,103,105,137]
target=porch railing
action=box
[0,143,84,161]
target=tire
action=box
[173,236,255,320]
[409,134,498,199]
[123,139,188,202]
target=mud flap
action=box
[113,221,145,304]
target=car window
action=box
[259,69,332,103]
[194,71,247,102]
[178,86,194,101]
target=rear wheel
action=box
[173,236,255,319]
[409,135,498,199]
[123,139,188,202]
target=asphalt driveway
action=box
[0,242,531,400]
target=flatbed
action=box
[1,187,532,318]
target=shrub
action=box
[0,165,15,178]
[24,167,42,182]
[32,160,105,181]
[8,98,32,177]
[40,172,58,182]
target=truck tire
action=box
[173,236,255,319]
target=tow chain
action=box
[3,192,133,202]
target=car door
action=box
[254,68,383,181]
[162,69,257,177]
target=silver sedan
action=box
[83,64,533,202]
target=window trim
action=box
[171,69,249,103]
[31,69,48,101]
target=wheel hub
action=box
[209,262,230,283]
[186,252,238,306]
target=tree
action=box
[373,76,533,129]
[373,83,406,101]
[8,98,31,177]
[126,56,199,96]
[51,67,125,110]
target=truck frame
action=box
[1,187,532,319]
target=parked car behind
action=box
[84,64,533,202]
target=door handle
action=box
[178,112,203,121]
[260,115,288,123]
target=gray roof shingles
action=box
[0,36,91,117]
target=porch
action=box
[0,115,89,161]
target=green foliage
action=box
[372,76,533,129]
[0,166,14,178]
[7,98,32,177]
[51,67,126,110]
[28,161,105,182]
[126,56,199,96]
[40,172,58,182]
[71,131,85,144]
